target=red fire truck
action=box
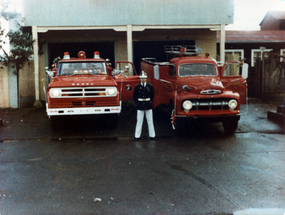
[45,51,140,127]
[140,45,248,134]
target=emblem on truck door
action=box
[126,85,132,91]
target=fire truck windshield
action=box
[179,63,217,77]
[58,62,107,75]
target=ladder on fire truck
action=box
[142,45,202,65]
[164,45,202,56]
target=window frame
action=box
[251,49,273,67]
[225,49,244,61]
[280,49,285,62]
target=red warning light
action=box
[63,52,70,59]
[78,51,86,58]
[94,51,100,59]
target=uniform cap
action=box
[139,71,148,79]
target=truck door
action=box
[220,62,248,104]
[113,61,140,101]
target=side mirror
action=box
[242,63,248,79]
[124,66,129,73]
[45,67,57,79]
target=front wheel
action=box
[222,118,238,134]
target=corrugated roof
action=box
[217,30,285,43]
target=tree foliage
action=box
[0,22,35,70]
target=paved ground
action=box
[0,98,284,141]
[0,98,285,215]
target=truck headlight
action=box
[228,99,238,110]
[183,100,192,111]
[107,87,117,96]
[50,89,61,97]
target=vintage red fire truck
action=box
[45,51,140,127]
[140,45,248,134]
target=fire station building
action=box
[22,0,234,106]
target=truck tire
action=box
[222,119,238,134]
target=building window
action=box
[251,49,273,67]
[225,49,244,61]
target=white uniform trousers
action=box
[135,109,156,138]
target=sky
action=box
[226,0,285,30]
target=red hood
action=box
[177,76,224,93]
[48,75,117,88]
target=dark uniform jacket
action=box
[133,82,154,110]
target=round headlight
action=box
[50,89,60,97]
[183,100,192,111]
[107,88,116,95]
[228,99,238,110]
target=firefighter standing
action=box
[133,71,156,140]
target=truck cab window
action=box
[179,63,217,77]
[58,62,107,75]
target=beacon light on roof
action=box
[63,52,70,59]
[78,51,86,58]
[94,51,100,59]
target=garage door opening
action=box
[48,42,115,68]
[133,40,195,74]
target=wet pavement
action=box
[0,98,284,141]
[0,98,285,215]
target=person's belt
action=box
[138,98,150,101]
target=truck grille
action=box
[72,101,97,106]
[184,99,231,111]
[49,87,117,98]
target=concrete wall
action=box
[0,62,35,109]
[19,61,35,108]
[0,63,10,108]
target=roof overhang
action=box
[36,25,223,33]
